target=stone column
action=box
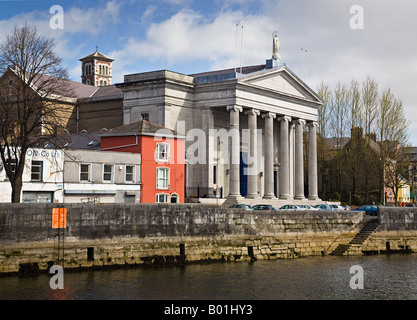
[227,105,243,197]
[294,119,306,200]
[263,112,276,199]
[308,121,319,200]
[245,109,260,199]
[279,116,291,200]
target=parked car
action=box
[299,204,319,211]
[229,204,253,210]
[252,204,276,211]
[330,204,350,211]
[313,204,334,211]
[352,205,378,216]
[279,204,306,211]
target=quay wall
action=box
[1,204,417,275]
[0,203,363,274]
[348,207,417,255]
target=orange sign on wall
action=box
[52,208,67,229]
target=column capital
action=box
[262,112,276,119]
[307,121,318,128]
[278,115,292,123]
[227,105,243,113]
[245,108,261,116]
[293,118,306,126]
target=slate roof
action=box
[38,131,102,150]
[79,51,114,62]
[99,120,185,138]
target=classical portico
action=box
[225,104,319,204]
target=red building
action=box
[100,120,185,203]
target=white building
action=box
[0,146,140,204]
[116,34,323,207]
[0,148,65,203]
[63,149,141,204]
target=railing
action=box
[185,186,224,199]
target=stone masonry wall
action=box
[0,203,365,274]
[355,207,417,255]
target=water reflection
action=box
[1,254,417,300]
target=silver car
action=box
[279,205,306,211]
[313,204,333,211]
[330,204,350,211]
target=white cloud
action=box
[109,7,276,80]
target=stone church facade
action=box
[115,57,323,206]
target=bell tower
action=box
[80,49,114,86]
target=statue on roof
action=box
[272,31,281,60]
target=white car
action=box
[298,204,319,211]
[279,205,306,211]
[330,204,350,211]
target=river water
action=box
[1,254,417,301]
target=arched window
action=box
[156,193,169,203]
[170,193,179,203]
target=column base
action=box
[294,196,307,201]
[245,194,260,200]
[279,195,293,201]
[263,194,277,200]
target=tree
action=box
[377,90,410,205]
[328,81,349,195]
[317,76,410,204]
[0,24,71,203]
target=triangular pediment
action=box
[240,67,322,104]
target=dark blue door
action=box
[240,152,248,197]
[274,171,278,197]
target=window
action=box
[31,161,43,181]
[103,164,113,182]
[141,113,149,121]
[80,164,91,182]
[125,165,135,182]
[156,143,170,162]
[156,194,169,203]
[156,167,170,189]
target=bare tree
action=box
[328,81,350,195]
[0,24,71,202]
[362,76,378,135]
[377,90,410,205]
[316,82,332,199]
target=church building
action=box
[113,32,323,207]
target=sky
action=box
[1,0,417,145]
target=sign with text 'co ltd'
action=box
[52,208,67,229]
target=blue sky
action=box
[1,0,417,145]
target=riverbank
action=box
[1,204,416,276]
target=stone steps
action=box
[331,219,380,256]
